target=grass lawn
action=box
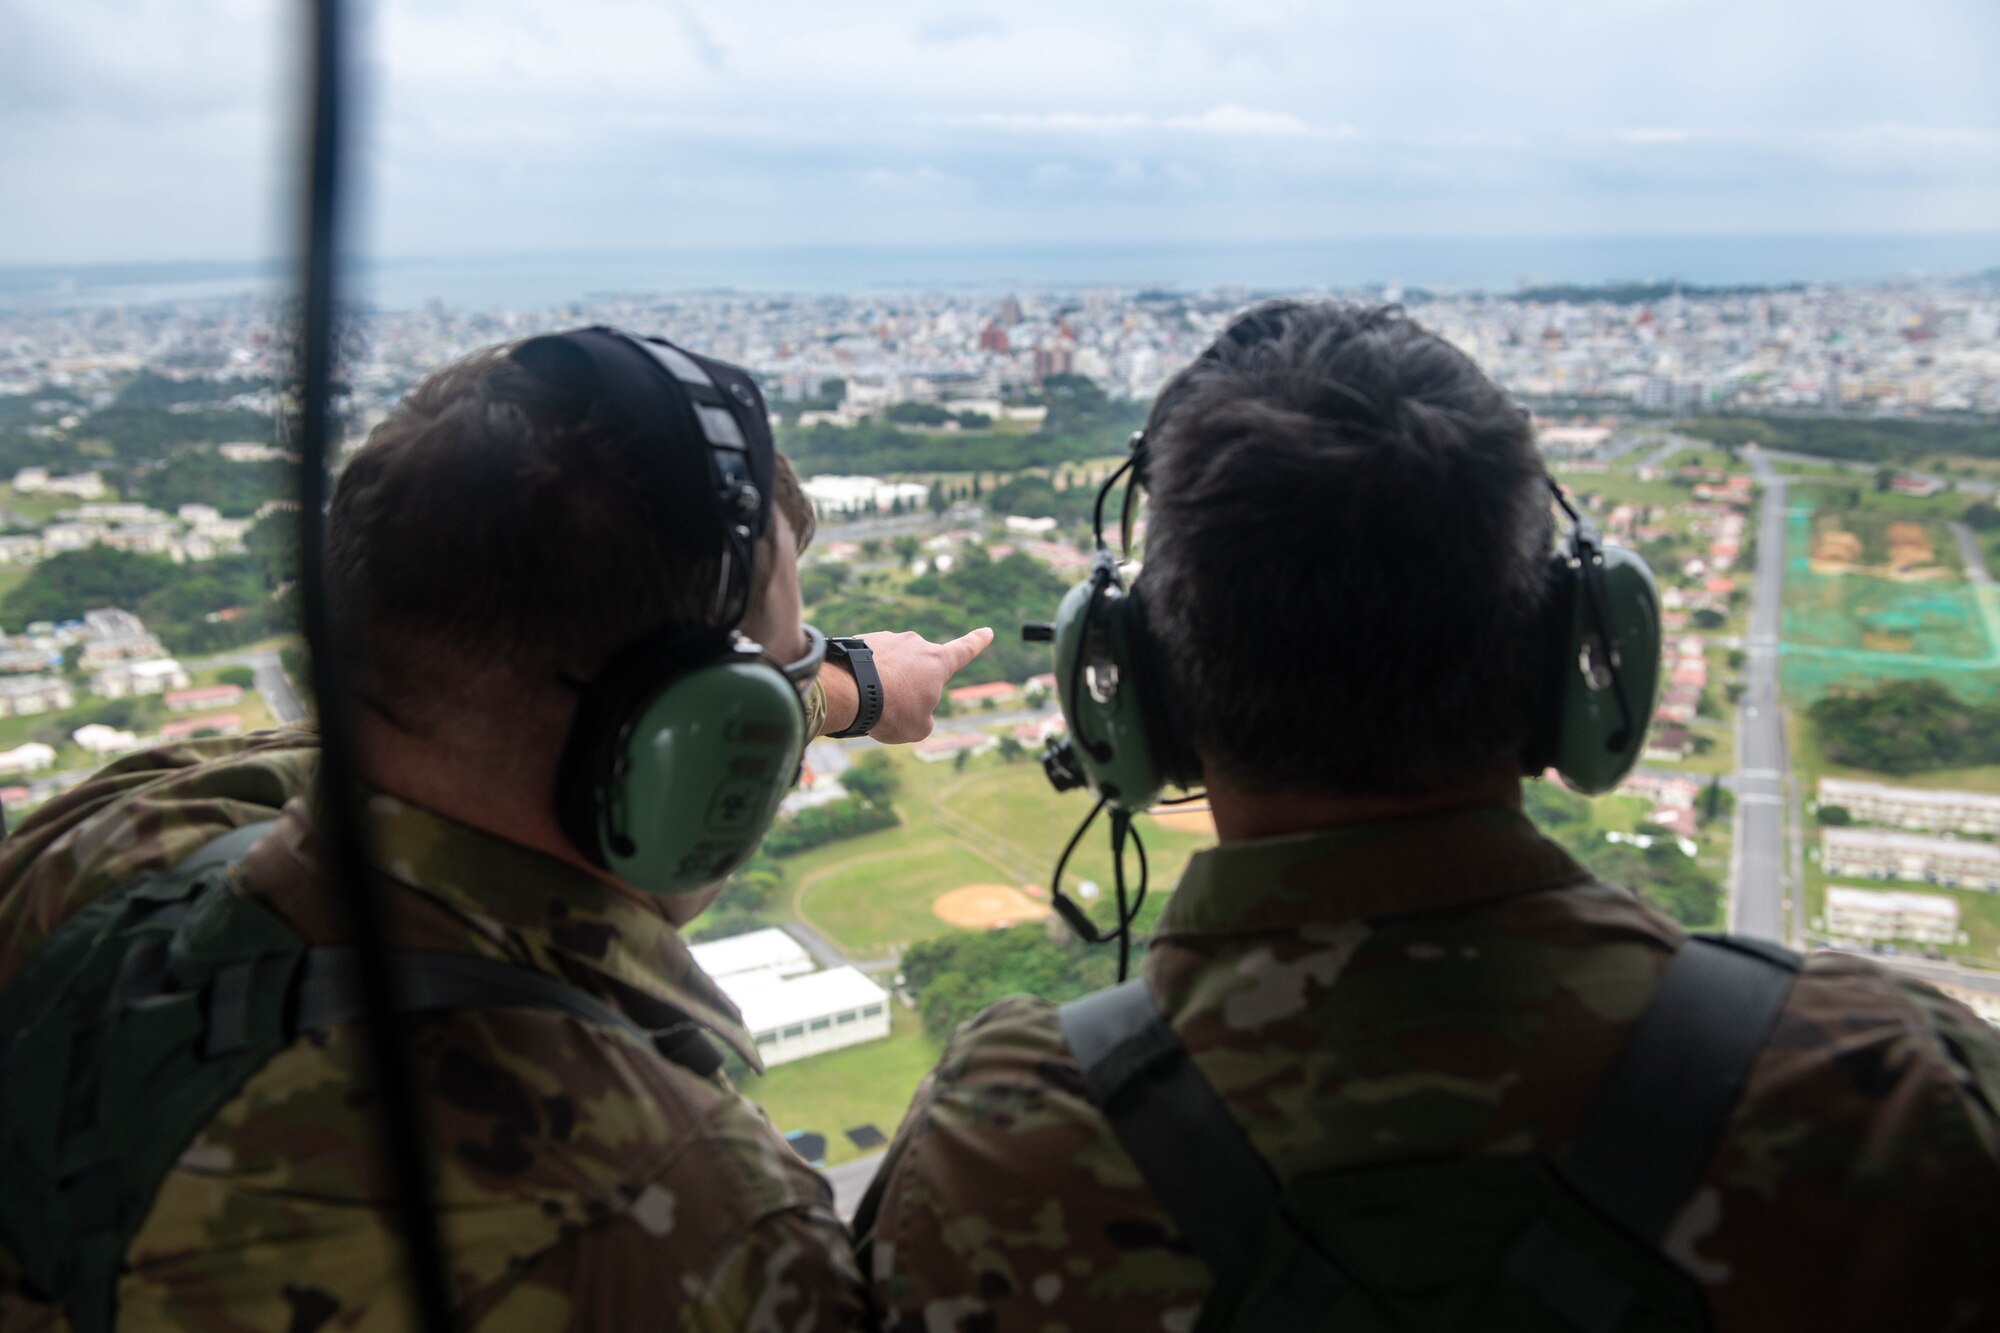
[0,484,97,526]
[0,565,31,608]
[1791,712,2000,797]
[780,747,1221,955]
[795,832,1014,954]
[737,1003,940,1166]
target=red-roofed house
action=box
[914,731,998,763]
[160,713,243,741]
[165,684,245,711]
[949,680,1020,706]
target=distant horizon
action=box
[3,231,1997,314]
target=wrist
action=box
[823,638,884,738]
[819,656,861,737]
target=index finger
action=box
[937,627,995,676]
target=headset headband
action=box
[511,326,777,625]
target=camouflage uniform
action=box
[0,719,866,1331]
[858,804,2000,1331]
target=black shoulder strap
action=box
[1062,935,1802,1333]
[1059,980,1364,1329]
[1558,933,1800,1243]
[292,948,725,1077]
[1504,933,1801,1333]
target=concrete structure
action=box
[12,468,106,498]
[689,928,816,985]
[0,742,56,776]
[73,724,138,755]
[1819,778,2000,836]
[800,475,930,515]
[0,675,73,717]
[1822,828,2000,893]
[1825,887,1961,945]
[78,609,166,668]
[91,658,190,699]
[719,965,892,1067]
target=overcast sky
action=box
[4,0,1998,266]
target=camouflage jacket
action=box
[857,804,2000,1332]
[0,726,865,1332]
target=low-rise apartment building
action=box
[91,658,191,699]
[1822,827,2000,893]
[1824,886,1960,945]
[1820,778,2000,836]
[0,675,74,717]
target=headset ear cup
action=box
[1521,551,1579,778]
[1124,582,1198,790]
[1543,545,1663,795]
[555,637,807,892]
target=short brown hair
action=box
[327,344,812,725]
[1141,302,1553,795]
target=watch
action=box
[824,637,884,738]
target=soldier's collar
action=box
[1156,804,1591,939]
[356,790,763,1068]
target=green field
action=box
[1781,494,2000,703]
[737,1003,940,1166]
[786,747,1217,955]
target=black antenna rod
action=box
[294,2,456,1328]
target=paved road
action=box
[1950,520,1993,587]
[1729,453,1790,943]
[1816,947,2000,1002]
[825,1151,887,1221]
[188,647,308,725]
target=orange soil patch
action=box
[1145,805,1218,837]
[933,884,1052,929]
[1886,521,1935,571]
[1811,525,1862,565]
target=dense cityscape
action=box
[5,275,2000,432]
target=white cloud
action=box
[1162,103,1358,139]
[1,0,1997,263]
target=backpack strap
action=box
[1559,933,1800,1242]
[291,948,725,1077]
[1059,979,1367,1331]
[1506,933,1802,1332]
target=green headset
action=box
[1030,328,1662,971]
[1037,454,1662,814]
[513,327,826,896]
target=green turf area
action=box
[0,484,97,526]
[1790,712,2000,798]
[1780,493,1999,703]
[794,831,1015,955]
[786,748,1217,955]
[736,1003,940,1166]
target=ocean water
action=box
[3,234,1997,313]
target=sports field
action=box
[789,747,1217,955]
[1781,495,2000,702]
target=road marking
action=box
[1739,768,1782,780]
[1739,793,1781,806]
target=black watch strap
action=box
[825,638,884,738]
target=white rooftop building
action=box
[689,927,815,985]
[799,475,930,515]
[718,965,891,1067]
